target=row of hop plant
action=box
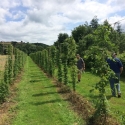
[84,25,123,125]
[30,26,121,125]
[30,37,77,91]
[0,45,27,103]
[29,37,113,125]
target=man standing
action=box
[107,52,123,98]
[76,54,85,83]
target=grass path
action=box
[72,71,125,124]
[54,68,125,124]
[10,57,84,125]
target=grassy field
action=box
[0,55,7,73]
[54,68,125,124]
[9,57,84,125]
[1,55,125,124]
[0,55,7,69]
[74,71,125,119]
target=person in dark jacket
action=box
[76,54,85,83]
[107,52,123,98]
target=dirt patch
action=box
[56,83,94,124]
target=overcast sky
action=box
[0,0,125,45]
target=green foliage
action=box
[0,44,4,54]
[54,33,69,49]
[94,25,116,51]
[7,45,14,84]
[70,65,77,91]
[63,60,68,85]
[120,52,125,76]
[119,34,125,53]
[48,58,53,76]
[30,46,57,78]
[50,46,57,77]
[90,16,99,29]
[60,41,69,85]
[0,45,26,103]
[61,41,69,59]
[72,25,92,44]
[66,37,77,91]
[116,23,122,35]
[4,61,9,85]
[11,57,84,125]
[60,37,76,65]
[47,47,54,76]
[12,42,48,55]
[13,48,23,78]
[44,49,48,72]
[13,49,18,78]
[58,58,63,83]
[50,46,57,63]
[67,37,77,65]
[84,25,117,124]
[0,80,9,103]
[77,34,95,56]
[29,16,125,124]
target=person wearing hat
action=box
[107,52,123,98]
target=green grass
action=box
[10,57,84,125]
[61,68,125,124]
[76,71,125,122]
[54,67,125,124]
[75,71,125,107]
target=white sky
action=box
[0,0,125,45]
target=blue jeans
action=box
[109,73,121,96]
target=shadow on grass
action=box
[30,73,42,75]
[30,74,47,78]
[44,85,57,88]
[120,77,125,83]
[32,91,58,97]
[30,75,48,79]
[30,80,43,83]
[30,99,68,105]
[106,95,112,100]
[90,94,112,101]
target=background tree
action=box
[72,25,88,44]
[116,22,122,35]
[90,16,99,29]
[54,33,69,50]
[0,44,3,54]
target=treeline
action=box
[0,45,27,103]
[54,16,125,74]
[0,42,49,55]
[54,16,125,54]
